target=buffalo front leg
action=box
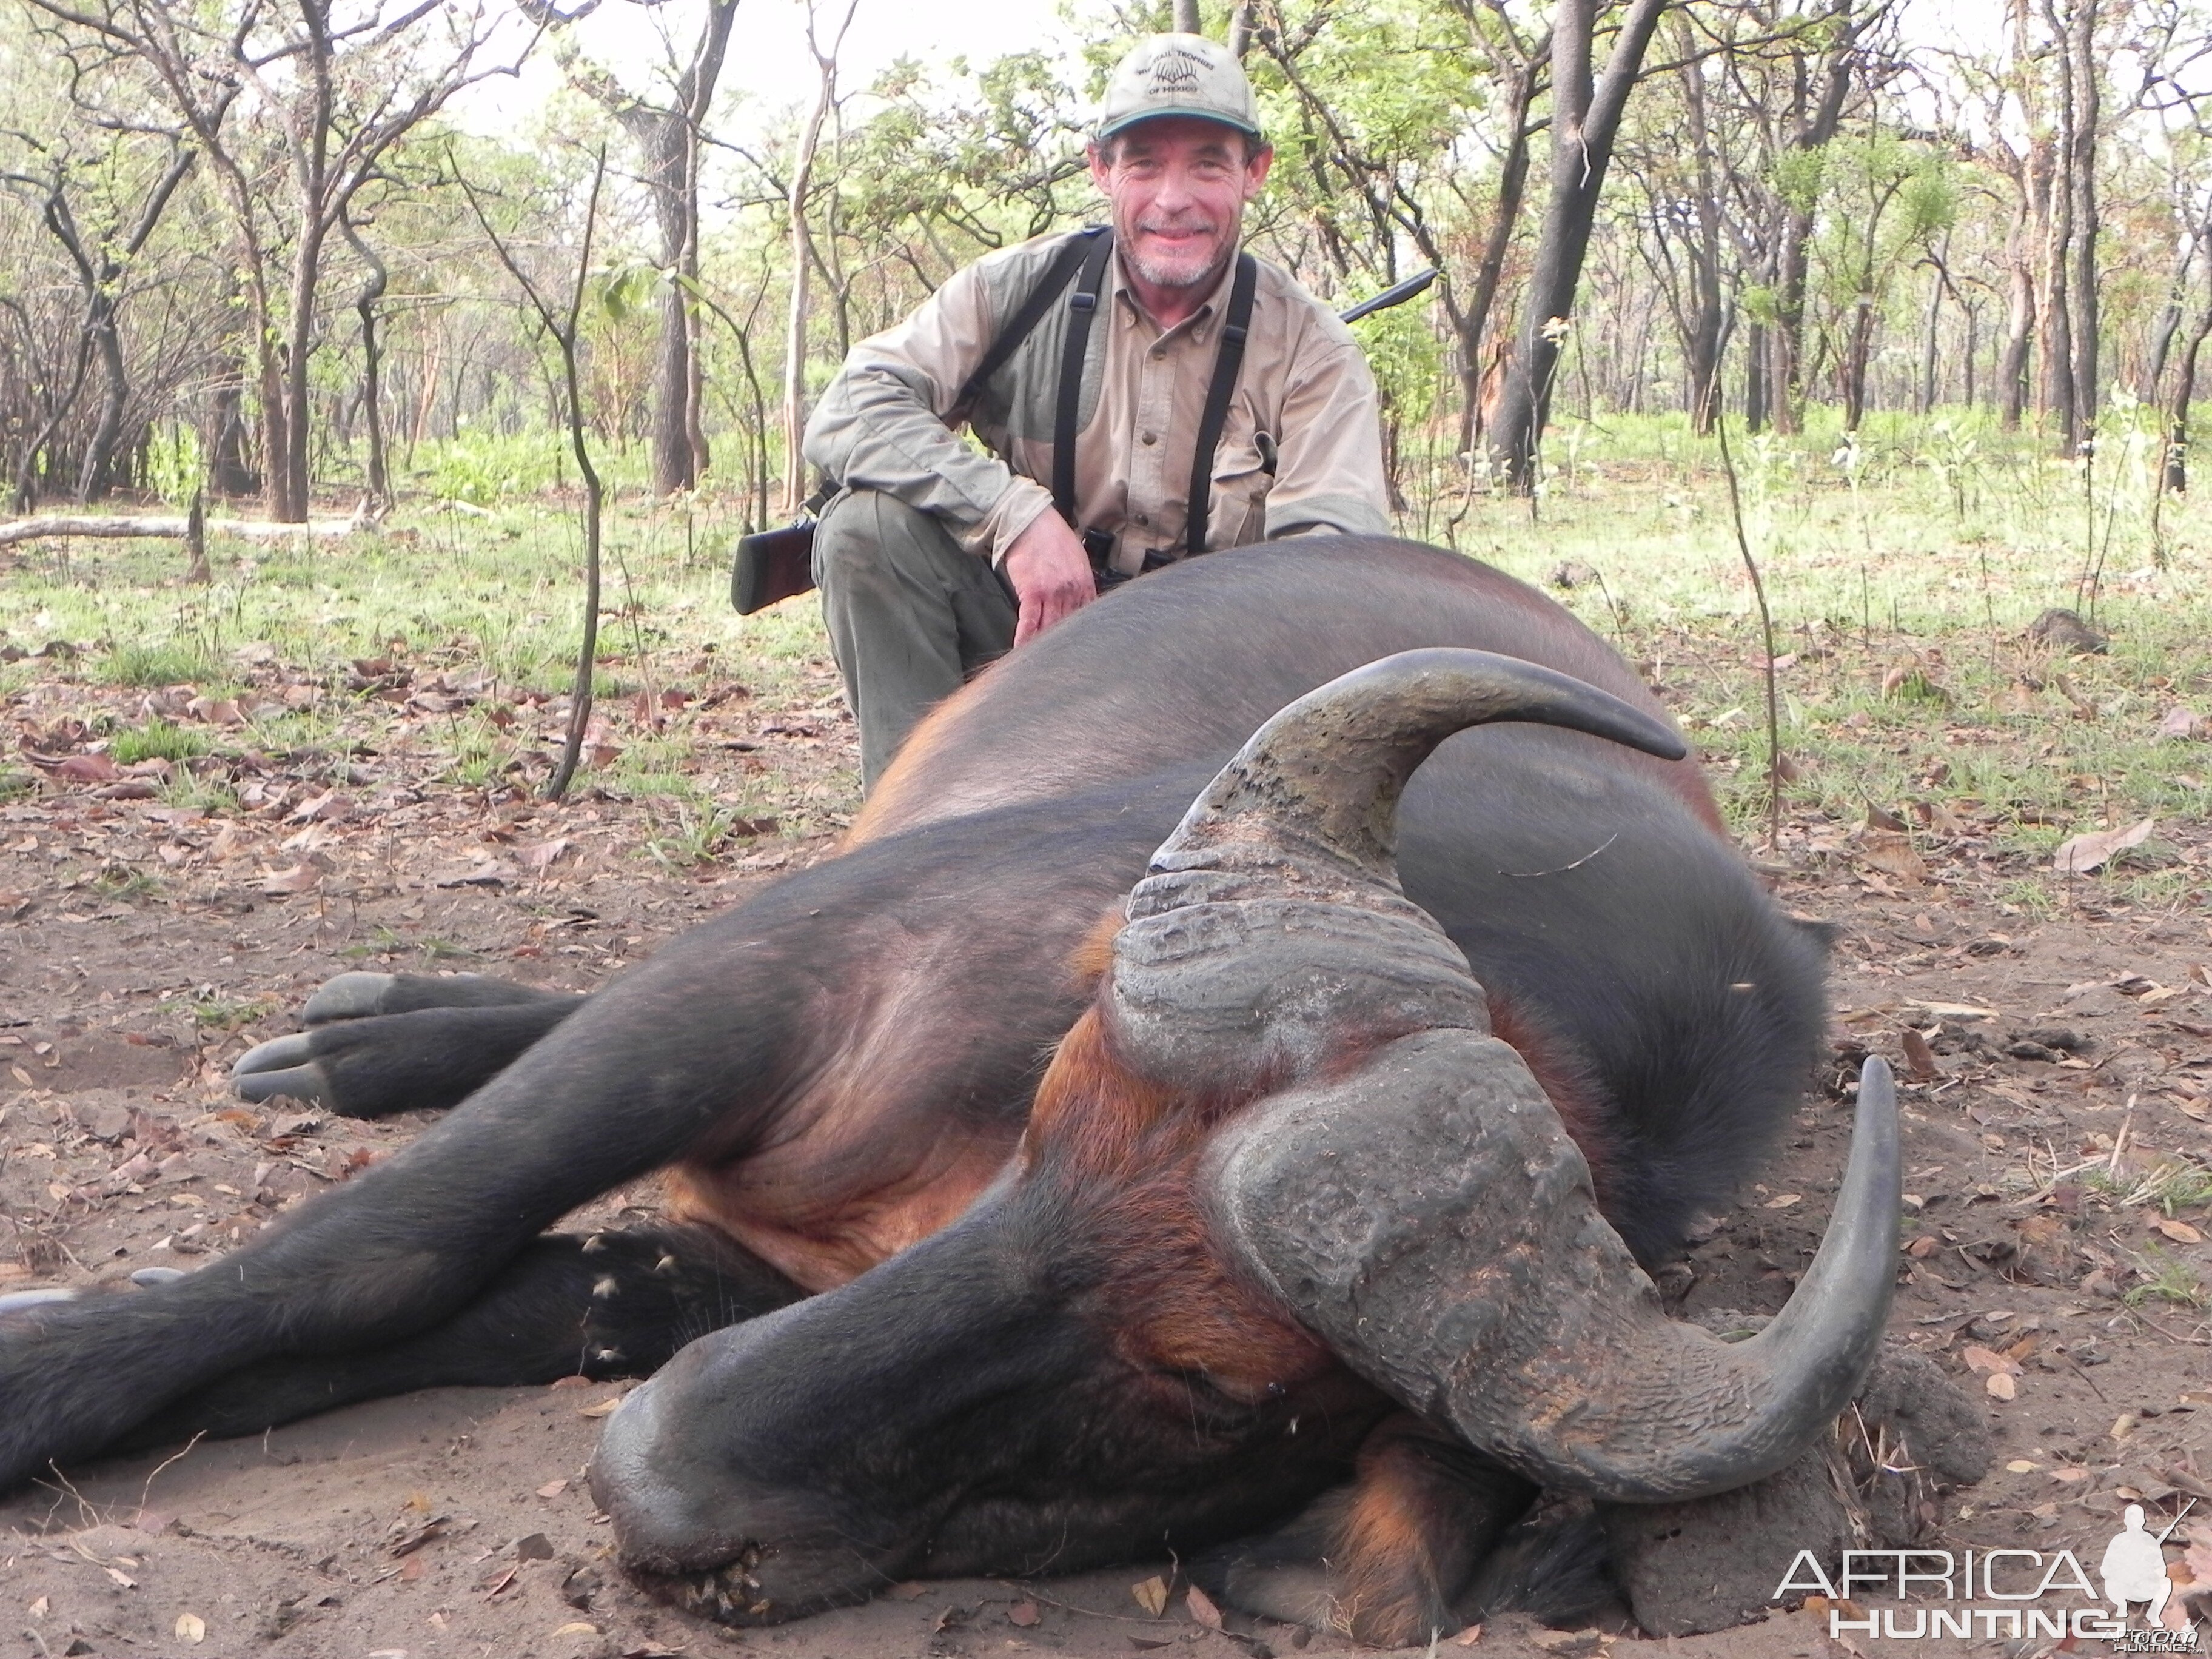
[1196,1414,1538,1646]
[109,1225,802,1453]
[235,972,588,1116]
[0,959,783,1492]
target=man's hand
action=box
[1002,512,1097,646]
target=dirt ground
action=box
[1,633,2208,1659]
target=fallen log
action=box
[0,510,372,548]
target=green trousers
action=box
[814,487,1021,789]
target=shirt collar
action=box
[1111,243,1242,344]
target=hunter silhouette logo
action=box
[1147,46,1209,96]
[2103,1504,2178,1628]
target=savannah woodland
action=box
[1,0,2210,1655]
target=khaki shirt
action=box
[803,230,1390,578]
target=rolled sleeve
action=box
[1261,337,1390,540]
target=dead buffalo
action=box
[0,537,1900,1646]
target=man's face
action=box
[1088,117,1273,295]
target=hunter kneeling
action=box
[802,32,1390,787]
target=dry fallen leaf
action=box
[1763,1193,1801,1210]
[1986,1372,2016,1401]
[174,1613,206,1644]
[28,1597,47,1618]
[2158,706,2204,740]
[1455,1625,1484,1647]
[1130,1574,1169,1617]
[1962,1345,2023,1376]
[260,861,323,896]
[2006,1459,2039,1473]
[536,1478,569,1499]
[52,752,122,783]
[1008,1600,1041,1628]
[551,1623,598,1639]
[2155,1218,2204,1244]
[1900,1027,1940,1082]
[578,1398,622,1418]
[1185,1585,1222,1630]
[1860,828,1929,883]
[2053,817,2154,876]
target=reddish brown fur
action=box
[1025,1010,1338,1403]
[1485,993,1620,1221]
[1330,1416,1521,1645]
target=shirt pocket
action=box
[1202,422,1274,552]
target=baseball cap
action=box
[1096,33,1263,144]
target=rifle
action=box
[732,264,1441,615]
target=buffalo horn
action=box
[1107,649,1899,1503]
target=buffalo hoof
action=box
[301,971,400,1024]
[233,1033,330,1105]
[0,1287,78,1316]
[1600,1333,1990,1637]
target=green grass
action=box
[109,719,209,765]
[2125,1245,2208,1310]
[6,407,2212,896]
[98,641,223,688]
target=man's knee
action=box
[814,488,960,590]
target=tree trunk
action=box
[1459,44,1542,454]
[782,27,839,517]
[341,213,390,503]
[277,217,331,521]
[1677,22,1724,434]
[1998,184,2036,429]
[2163,304,2212,492]
[1493,0,1669,492]
[641,112,698,496]
[1173,0,1201,32]
[1765,1,1859,436]
[2064,0,2099,444]
[1744,320,1768,433]
[1917,258,1943,415]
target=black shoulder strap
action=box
[953,226,1107,421]
[1184,252,1258,556]
[1052,227,1118,525]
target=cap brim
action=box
[1096,108,1265,142]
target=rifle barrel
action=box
[1338,267,1438,324]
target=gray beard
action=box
[1124,241,1232,294]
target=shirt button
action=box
[1140,431,1157,446]
[1150,347,1165,361]
[1134,512,1150,527]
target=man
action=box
[803,32,1390,786]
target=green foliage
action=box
[1772,146,1828,215]
[1353,302,1443,429]
[141,422,206,509]
[417,431,566,503]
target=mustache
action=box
[1134,217,1222,239]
